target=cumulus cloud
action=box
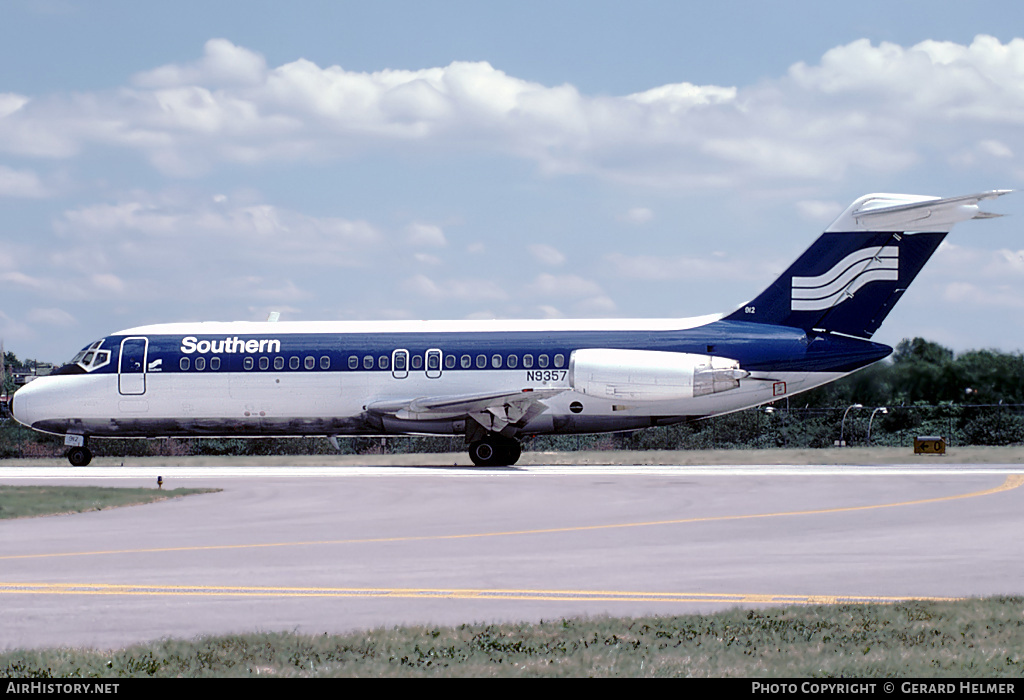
[0,35,1021,185]
[133,39,268,88]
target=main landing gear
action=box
[468,433,522,467]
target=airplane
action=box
[12,189,1010,467]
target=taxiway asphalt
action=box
[2,462,1023,649]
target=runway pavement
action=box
[2,461,1024,649]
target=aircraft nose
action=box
[10,379,43,429]
[11,383,30,426]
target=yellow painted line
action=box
[4,474,1022,562]
[0,581,962,604]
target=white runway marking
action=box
[2,464,1023,479]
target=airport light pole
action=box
[763,406,776,447]
[838,404,864,447]
[867,407,888,446]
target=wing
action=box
[366,387,565,436]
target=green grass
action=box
[3,598,1024,677]
[0,485,220,519]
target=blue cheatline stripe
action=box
[80,320,892,377]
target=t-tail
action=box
[724,190,1011,339]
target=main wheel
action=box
[468,435,522,467]
[67,446,92,467]
[468,438,500,466]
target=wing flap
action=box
[367,388,565,434]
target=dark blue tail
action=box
[724,190,1009,339]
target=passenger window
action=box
[348,356,358,370]
[259,357,269,370]
[538,354,549,368]
[491,354,502,368]
[412,354,423,370]
[274,357,284,370]
[378,355,389,370]
[507,354,518,369]
[307,356,317,370]
[394,353,407,371]
[180,357,190,371]
[554,354,565,368]
[211,357,221,370]
[523,354,534,368]
[196,357,206,371]
[290,356,300,370]
[427,353,440,371]
[321,356,331,370]
[476,354,487,369]
[363,355,373,370]
[461,355,471,369]
[445,355,456,369]
[244,357,254,370]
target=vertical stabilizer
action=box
[724,190,1010,338]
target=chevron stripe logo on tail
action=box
[791,245,899,312]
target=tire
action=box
[67,446,92,467]
[468,439,500,467]
[503,440,522,465]
[468,436,522,467]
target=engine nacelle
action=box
[569,348,749,402]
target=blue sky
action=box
[1,1,1023,361]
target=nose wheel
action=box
[468,434,522,467]
[67,446,93,467]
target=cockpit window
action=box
[68,340,112,372]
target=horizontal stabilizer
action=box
[726,189,1011,338]
[826,189,1011,233]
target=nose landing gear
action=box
[65,435,92,467]
[67,446,92,467]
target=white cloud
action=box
[0,271,45,290]
[528,243,566,266]
[941,281,1024,310]
[796,199,842,222]
[403,274,508,302]
[529,273,604,298]
[55,197,381,266]
[573,295,617,315]
[406,222,447,247]
[413,252,443,266]
[620,207,653,225]
[978,139,1014,159]
[604,252,768,281]
[0,165,46,197]
[133,39,268,88]
[26,307,77,327]
[1,36,1023,185]
[0,94,29,119]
